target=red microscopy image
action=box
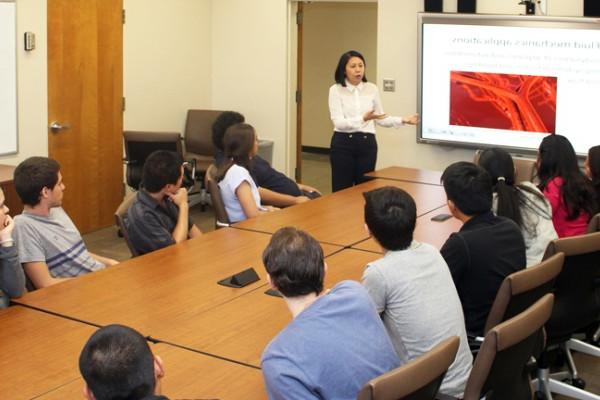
[449,71,557,133]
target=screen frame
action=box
[416,12,600,157]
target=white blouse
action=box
[328,80,404,134]
[218,164,262,223]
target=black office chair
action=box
[533,232,600,400]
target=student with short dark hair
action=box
[477,148,557,266]
[79,324,168,400]
[0,188,25,308]
[125,150,202,255]
[261,227,399,400]
[440,162,526,336]
[212,111,320,206]
[361,187,472,397]
[13,157,117,288]
[537,135,597,237]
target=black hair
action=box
[478,148,546,234]
[537,135,597,220]
[363,187,416,251]
[262,227,325,298]
[79,325,166,400]
[441,161,493,216]
[14,157,60,207]
[141,150,183,193]
[334,50,368,86]
[216,123,256,181]
[588,145,600,200]
[211,111,245,151]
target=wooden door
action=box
[47,0,123,233]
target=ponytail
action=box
[495,178,523,228]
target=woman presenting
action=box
[328,50,418,192]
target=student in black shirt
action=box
[212,112,321,206]
[440,161,526,336]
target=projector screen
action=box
[0,1,17,156]
[417,13,600,156]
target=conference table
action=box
[365,166,443,186]
[234,178,447,247]
[10,167,463,399]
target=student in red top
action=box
[537,135,598,237]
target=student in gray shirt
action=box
[0,188,25,307]
[13,157,117,289]
[361,187,472,397]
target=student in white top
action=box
[477,148,557,266]
[328,50,419,192]
[216,123,275,223]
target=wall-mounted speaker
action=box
[424,0,443,13]
[458,0,476,13]
[584,0,600,17]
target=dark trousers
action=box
[330,131,377,192]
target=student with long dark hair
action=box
[478,148,557,266]
[328,50,418,192]
[585,145,600,201]
[0,188,25,308]
[217,123,275,223]
[537,135,598,237]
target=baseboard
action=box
[302,146,330,155]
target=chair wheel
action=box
[572,378,586,389]
[534,391,546,400]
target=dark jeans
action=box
[330,131,377,192]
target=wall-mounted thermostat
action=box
[24,31,35,51]
[383,79,396,92]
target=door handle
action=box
[49,121,70,133]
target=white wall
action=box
[0,0,48,166]
[211,0,290,172]
[123,0,212,133]
[375,0,584,171]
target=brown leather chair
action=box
[114,192,139,257]
[357,336,459,400]
[473,150,535,184]
[206,164,230,228]
[534,232,600,400]
[587,213,600,233]
[183,110,225,175]
[439,294,554,400]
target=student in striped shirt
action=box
[13,157,117,289]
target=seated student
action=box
[440,162,526,337]
[125,150,202,255]
[0,188,25,308]
[12,157,117,288]
[584,145,600,202]
[212,111,320,206]
[79,324,168,400]
[477,148,557,266]
[537,135,598,237]
[261,227,400,400]
[361,187,472,397]
[217,123,277,223]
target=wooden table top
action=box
[0,306,97,400]
[365,166,442,186]
[14,228,341,336]
[233,179,446,247]
[153,249,380,367]
[0,164,15,184]
[37,343,267,400]
[352,205,462,253]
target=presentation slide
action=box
[419,17,600,155]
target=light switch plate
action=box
[383,79,396,92]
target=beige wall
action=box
[302,2,377,149]
[374,0,584,172]
[0,0,48,166]
[123,0,212,133]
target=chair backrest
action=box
[183,110,225,157]
[206,164,230,228]
[483,252,563,334]
[114,192,139,257]
[543,231,600,341]
[356,336,460,400]
[463,294,554,400]
[587,213,600,233]
[123,131,182,190]
[473,150,536,184]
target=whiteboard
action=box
[0,1,17,156]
